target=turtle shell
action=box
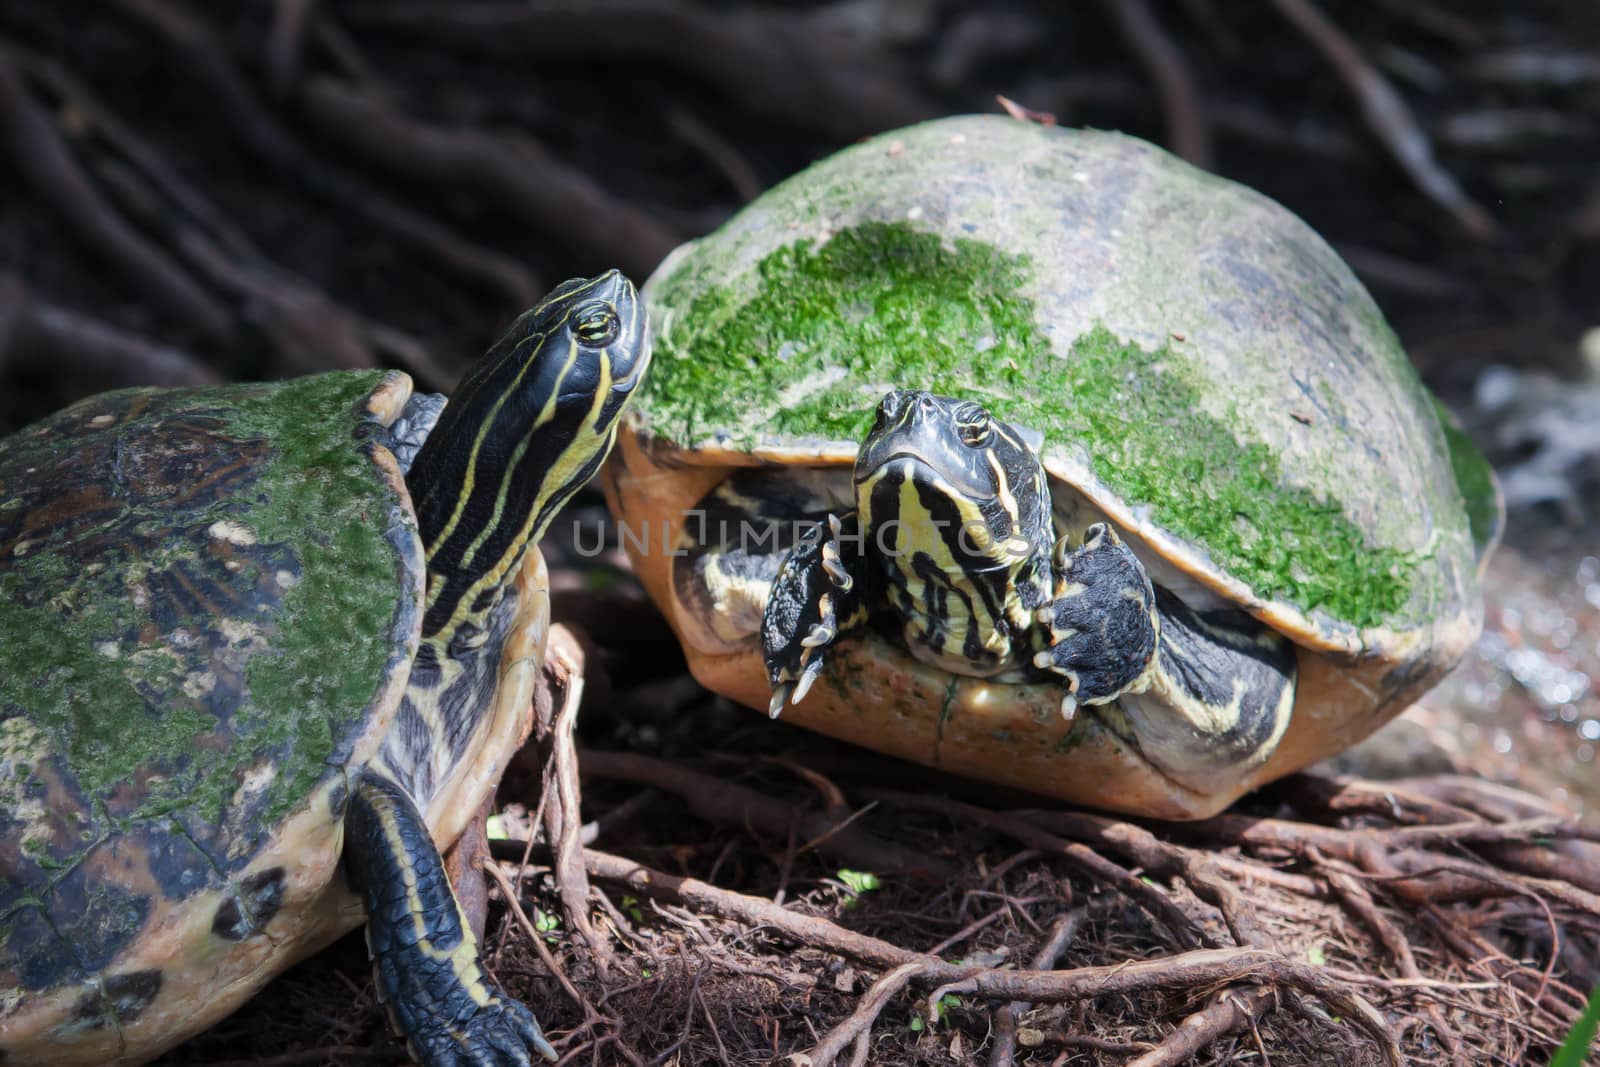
[0,370,425,1060]
[604,115,1502,817]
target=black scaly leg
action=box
[345,771,556,1066]
[762,512,875,717]
[1036,523,1160,710]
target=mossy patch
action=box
[0,371,406,883]
[1428,396,1501,558]
[643,221,1418,627]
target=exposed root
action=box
[987,909,1085,1067]
[1264,0,1499,239]
[110,0,539,306]
[1127,985,1276,1067]
[528,625,612,974]
[264,0,317,100]
[0,50,231,340]
[802,959,935,1067]
[1098,0,1212,167]
[0,274,219,387]
[339,0,937,141]
[298,77,681,281]
[578,750,953,879]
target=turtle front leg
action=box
[1034,523,1160,716]
[762,512,874,716]
[1037,524,1298,786]
[345,771,557,1066]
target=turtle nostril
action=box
[875,391,909,427]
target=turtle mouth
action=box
[854,444,996,504]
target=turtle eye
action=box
[957,406,992,447]
[572,300,621,347]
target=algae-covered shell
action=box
[604,115,1502,818]
[0,372,424,1059]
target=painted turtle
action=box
[602,116,1502,819]
[0,272,650,1065]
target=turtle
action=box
[600,115,1503,820]
[0,269,650,1066]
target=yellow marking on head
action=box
[425,275,611,563]
[986,451,1020,538]
[435,334,615,650]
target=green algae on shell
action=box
[632,115,1496,645]
[0,370,420,984]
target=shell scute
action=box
[0,370,419,1003]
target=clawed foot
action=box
[762,512,869,716]
[401,994,556,1067]
[1034,523,1158,716]
[349,773,558,1067]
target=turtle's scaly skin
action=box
[603,115,1502,818]
[0,372,422,1056]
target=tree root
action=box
[493,728,1599,1066]
[109,0,539,306]
[298,77,681,280]
[0,50,232,341]
[987,909,1084,1067]
[1265,0,1499,239]
[0,275,219,388]
[339,0,937,141]
[528,625,612,975]
[1098,0,1212,168]
[576,749,953,879]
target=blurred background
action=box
[1,0,1597,810]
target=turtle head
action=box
[853,391,1049,570]
[407,269,649,642]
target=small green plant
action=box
[837,869,881,895]
[621,894,644,923]
[911,994,963,1034]
[1550,982,1600,1067]
[533,908,561,942]
[1306,944,1326,965]
[836,868,882,909]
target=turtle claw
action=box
[820,515,855,590]
[406,996,557,1066]
[762,512,872,717]
[768,645,827,718]
[768,685,791,719]
[790,656,824,706]
[1039,523,1159,704]
[349,774,558,1067]
[800,622,835,648]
